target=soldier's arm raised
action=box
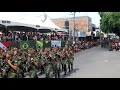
[7,60,17,71]
[49,54,54,60]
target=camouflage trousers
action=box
[53,61,61,78]
[62,59,68,75]
[68,58,74,72]
[29,70,38,78]
[8,73,16,78]
[44,64,52,78]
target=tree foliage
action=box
[99,12,120,36]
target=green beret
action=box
[7,51,14,55]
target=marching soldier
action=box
[6,51,19,78]
[68,47,74,72]
[27,49,38,78]
[39,48,45,74]
[44,49,52,78]
[61,47,68,75]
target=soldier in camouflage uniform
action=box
[44,48,52,78]
[67,47,74,72]
[39,48,45,74]
[6,51,18,78]
[27,49,38,78]
[61,47,68,75]
[54,47,61,78]
[108,39,113,51]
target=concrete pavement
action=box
[66,46,120,78]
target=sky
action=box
[0,12,101,27]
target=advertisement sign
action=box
[51,40,61,47]
[78,32,86,37]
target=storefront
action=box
[78,32,86,41]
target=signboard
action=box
[51,40,61,47]
[78,32,86,37]
[86,32,91,36]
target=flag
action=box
[0,41,10,50]
[20,40,36,50]
[10,41,20,49]
[36,41,43,48]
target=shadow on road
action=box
[61,68,79,78]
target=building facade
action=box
[51,16,94,33]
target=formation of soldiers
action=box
[74,40,99,53]
[101,38,120,51]
[0,45,74,78]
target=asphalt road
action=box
[26,45,120,78]
[66,46,120,78]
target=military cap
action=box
[45,48,49,51]
[0,56,2,59]
[17,56,22,60]
[7,51,14,55]
[5,48,9,51]
[11,47,14,50]
[37,48,41,51]
[28,50,34,54]
[28,48,33,50]
[19,48,24,52]
[2,52,6,56]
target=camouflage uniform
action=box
[27,50,38,78]
[62,48,68,75]
[67,48,74,72]
[44,50,52,78]
[53,49,61,78]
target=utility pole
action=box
[70,12,76,44]
[73,12,76,43]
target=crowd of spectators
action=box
[0,31,69,42]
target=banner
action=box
[51,40,61,47]
[20,40,36,50]
[36,41,43,48]
[0,42,7,50]
[2,41,10,48]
